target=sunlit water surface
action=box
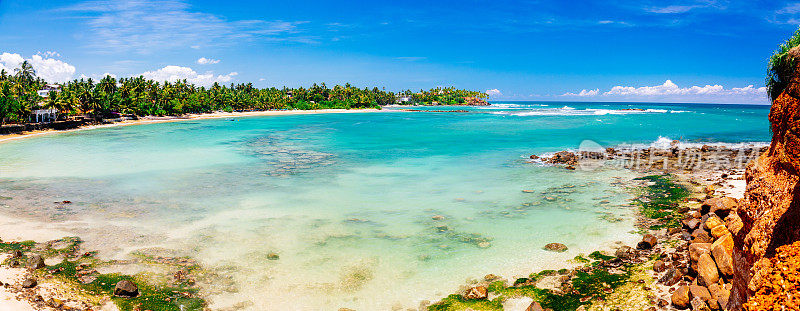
[0,102,770,310]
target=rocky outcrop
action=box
[730,46,800,309]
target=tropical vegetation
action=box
[0,62,487,125]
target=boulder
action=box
[683,218,701,230]
[615,246,634,259]
[689,285,712,302]
[710,225,730,239]
[703,197,738,215]
[21,277,37,288]
[712,241,734,276]
[689,243,713,262]
[464,286,488,300]
[724,212,744,235]
[689,243,713,261]
[697,253,720,286]
[709,283,731,310]
[26,255,45,270]
[637,234,657,250]
[659,267,683,286]
[704,216,725,231]
[114,280,139,298]
[543,243,568,252]
[671,285,691,309]
[653,259,667,272]
[692,230,713,244]
[712,233,733,255]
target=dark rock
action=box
[689,243,713,262]
[27,255,45,270]
[543,243,568,252]
[683,218,701,230]
[653,259,667,272]
[267,252,279,260]
[692,230,713,244]
[637,234,657,250]
[659,267,683,286]
[10,250,22,259]
[21,277,37,288]
[114,280,139,297]
[615,246,634,259]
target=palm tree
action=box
[14,61,36,85]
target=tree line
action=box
[0,61,487,125]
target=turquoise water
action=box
[0,102,770,310]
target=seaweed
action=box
[632,174,689,229]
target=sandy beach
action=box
[0,108,386,145]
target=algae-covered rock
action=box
[114,280,139,297]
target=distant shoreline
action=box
[0,108,389,145]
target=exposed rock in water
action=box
[463,286,488,299]
[543,243,568,252]
[114,280,139,297]
[731,45,800,309]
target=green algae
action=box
[0,237,206,311]
[632,174,689,229]
[48,258,205,311]
[588,251,614,261]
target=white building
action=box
[396,96,412,103]
[31,109,58,123]
[36,84,61,98]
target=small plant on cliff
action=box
[767,27,800,101]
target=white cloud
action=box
[62,0,311,54]
[0,52,76,83]
[771,3,800,24]
[196,57,220,65]
[486,89,502,96]
[647,5,698,14]
[561,80,768,104]
[139,65,237,86]
[562,88,599,97]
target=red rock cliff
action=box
[731,46,800,309]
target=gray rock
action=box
[114,280,139,297]
[27,255,45,270]
[21,277,37,288]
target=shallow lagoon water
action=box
[0,102,770,310]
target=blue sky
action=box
[0,0,798,104]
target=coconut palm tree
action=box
[14,61,36,85]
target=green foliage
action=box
[398,87,487,106]
[767,27,800,101]
[0,64,485,125]
[633,174,689,229]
